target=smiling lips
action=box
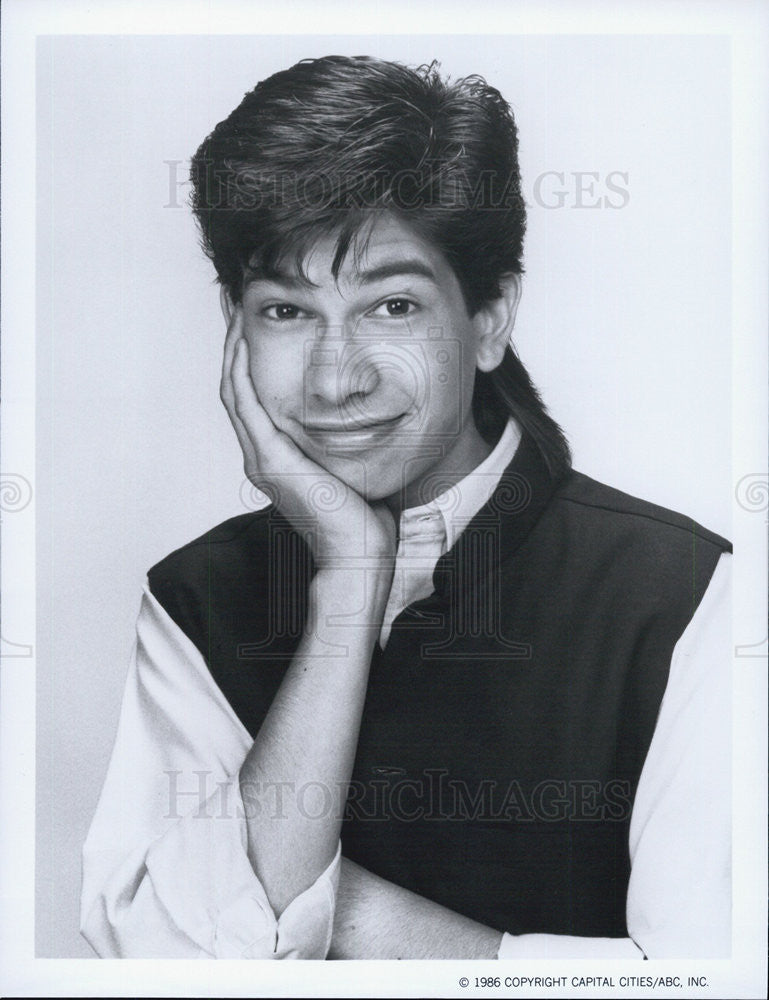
[305,413,405,432]
[303,412,407,443]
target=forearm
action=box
[329,858,503,960]
[239,565,390,916]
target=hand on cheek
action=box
[219,310,396,568]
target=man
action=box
[81,55,731,960]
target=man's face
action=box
[239,214,504,506]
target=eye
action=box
[370,298,417,318]
[262,303,306,320]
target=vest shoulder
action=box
[555,471,732,554]
[147,509,281,586]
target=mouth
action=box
[305,413,406,433]
[303,412,408,447]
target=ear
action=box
[219,285,234,325]
[472,274,522,373]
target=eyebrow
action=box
[355,259,438,285]
[246,257,438,289]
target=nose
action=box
[303,325,381,413]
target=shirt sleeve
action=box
[498,551,731,960]
[625,551,731,958]
[80,586,341,959]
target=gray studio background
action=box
[36,34,730,957]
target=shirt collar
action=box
[399,419,522,550]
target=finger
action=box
[230,338,283,462]
[220,303,245,410]
[226,341,261,474]
[229,401,259,477]
[220,312,251,440]
[230,341,332,487]
[217,309,260,472]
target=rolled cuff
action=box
[144,777,341,959]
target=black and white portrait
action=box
[2,3,766,997]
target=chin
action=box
[319,455,401,503]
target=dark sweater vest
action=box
[148,433,730,938]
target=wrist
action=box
[310,564,392,622]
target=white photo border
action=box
[2,1,767,997]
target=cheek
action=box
[422,339,476,421]
[246,337,298,420]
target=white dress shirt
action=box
[380,419,522,646]
[81,422,731,959]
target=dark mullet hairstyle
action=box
[190,55,571,479]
